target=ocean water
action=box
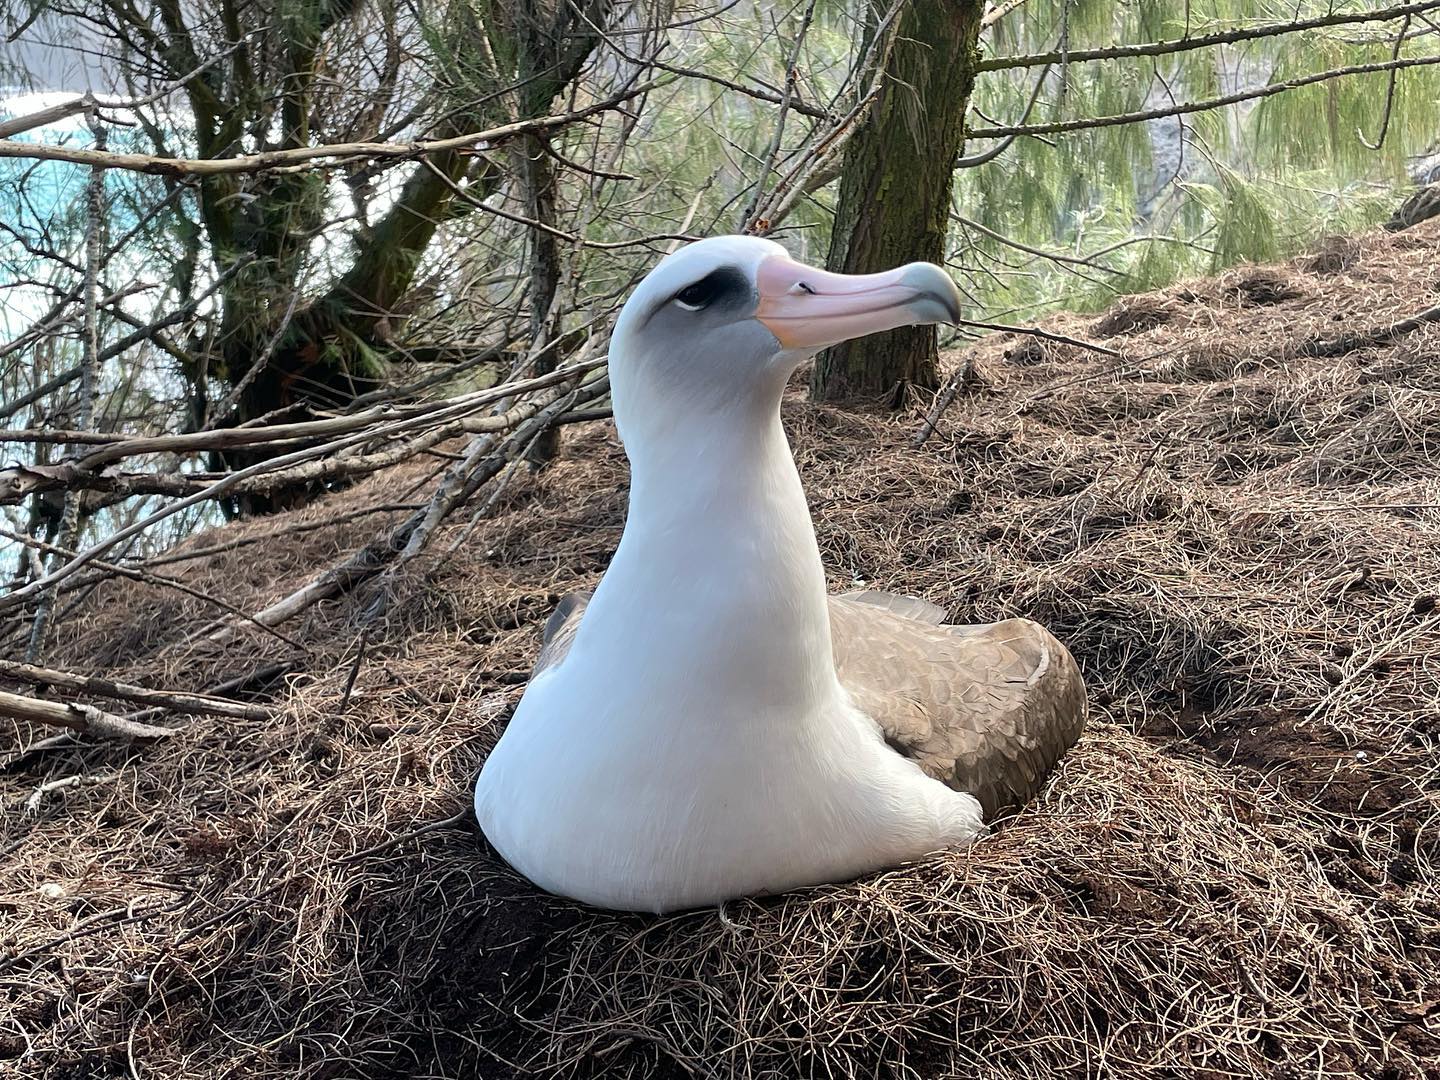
[1,90,101,343]
[1,89,225,556]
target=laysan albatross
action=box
[475,235,1086,914]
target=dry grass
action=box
[3,223,1440,1079]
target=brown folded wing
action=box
[830,593,1086,818]
[535,590,1086,818]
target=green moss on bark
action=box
[811,0,984,403]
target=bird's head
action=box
[609,235,962,440]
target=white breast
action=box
[474,329,984,913]
[475,659,981,913]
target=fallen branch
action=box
[0,354,608,506]
[0,360,611,615]
[0,688,173,739]
[205,375,610,644]
[1296,300,1440,358]
[122,661,295,726]
[0,660,274,721]
[912,355,980,449]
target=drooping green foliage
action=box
[952,0,1440,319]
[6,0,1438,439]
[423,0,1440,335]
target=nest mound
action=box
[4,223,1440,1079]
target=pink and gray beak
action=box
[754,254,962,350]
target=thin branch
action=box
[0,659,274,720]
[207,284,302,425]
[650,58,830,119]
[976,0,1440,72]
[1358,15,1410,150]
[968,53,1440,139]
[0,257,251,423]
[0,527,308,650]
[0,354,606,490]
[956,318,1122,357]
[955,214,1124,275]
[0,82,664,175]
[956,63,1052,169]
[981,0,1031,29]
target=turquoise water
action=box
[1,92,99,342]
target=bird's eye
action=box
[673,280,715,310]
[660,267,748,319]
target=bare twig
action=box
[0,659,274,720]
[0,687,173,739]
[0,41,251,139]
[0,82,664,175]
[207,284,303,425]
[203,376,610,643]
[739,0,818,232]
[0,256,252,424]
[421,160,697,249]
[981,0,1031,28]
[0,356,609,513]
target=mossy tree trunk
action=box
[810,0,984,404]
[128,0,620,513]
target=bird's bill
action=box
[754,254,962,350]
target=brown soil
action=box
[3,222,1440,1079]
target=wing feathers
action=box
[839,589,948,625]
[828,597,1085,819]
[531,589,1086,819]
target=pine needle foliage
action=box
[951,0,1440,318]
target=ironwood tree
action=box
[1,0,1436,580]
[19,0,622,512]
[810,0,985,404]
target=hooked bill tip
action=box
[898,263,963,325]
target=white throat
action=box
[579,384,837,713]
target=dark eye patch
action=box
[669,267,750,311]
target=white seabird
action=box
[475,235,1085,913]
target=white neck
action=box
[576,386,837,713]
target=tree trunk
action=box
[810,0,983,403]
[193,0,616,513]
[518,131,564,467]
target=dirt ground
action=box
[3,221,1439,1079]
